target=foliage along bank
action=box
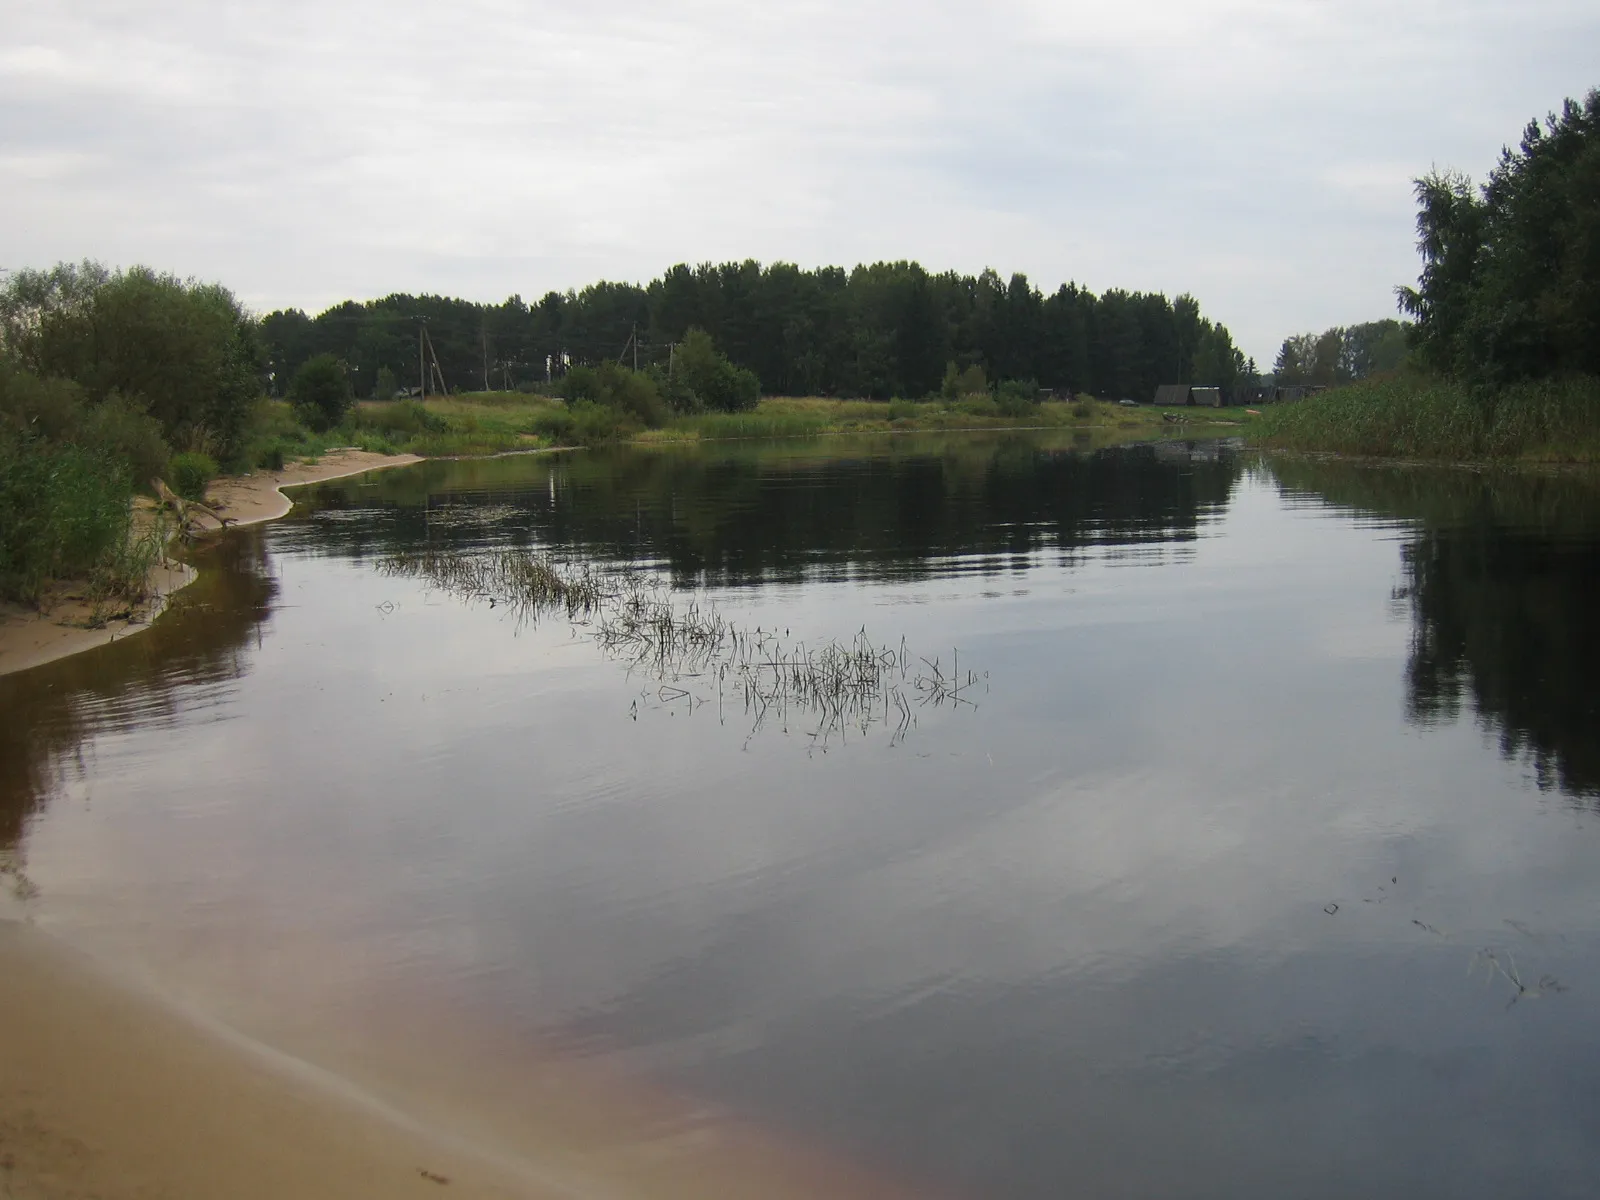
[0,263,259,603]
[1254,87,1600,462]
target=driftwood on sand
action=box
[152,477,232,536]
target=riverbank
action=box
[1248,373,1600,462]
[0,920,543,1200]
[0,449,419,678]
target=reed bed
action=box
[380,547,980,747]
[1250,373,1600,461]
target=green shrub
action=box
[80,392,170,488]
[675,328,760,412]
[289,353,352,432]
[168,451,218,500]
[995,379,1039,418]
[256,443,286,471]
[887,398,919,421]
[571,401,626,444]
[0,262,260,463]
[0,434,131,603]
[0,365,85,440]
[528,407,576,443]
[959,395,1000,418]
[941,361,989,401]
[355,400,448,437]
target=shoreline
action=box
[0,919,565,1199]
[0,450,421,679]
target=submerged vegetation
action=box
[380,546,981,747]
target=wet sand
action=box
[0,451,420,679]
[0,919,547,1200]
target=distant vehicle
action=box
[1118,398,1138,407]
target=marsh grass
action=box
[1250,374,1600,461]
[380,546,981,747]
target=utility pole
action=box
[419,323,426,400]
[481,324,490,392]
[632,323,639,372]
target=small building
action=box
[1153,384,1223,407]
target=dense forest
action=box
[261,262,1251,402]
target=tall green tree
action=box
[1399,88,1600,382]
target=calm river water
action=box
[5,433,1600,1198]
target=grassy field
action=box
[1249,374,1600,462]
[247,392,1262,466]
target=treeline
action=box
[260,262,1251,402]
[1272,320,1410,387]
[1401,88,1599,384]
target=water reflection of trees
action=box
[0,532,278,863]
[1266,458,1600,802]
[278,435,1244,585]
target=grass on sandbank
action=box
[1249,373,1600,463]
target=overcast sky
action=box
[3,1,1595,364]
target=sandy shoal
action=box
[0,918,560,1199]
[0,450,420,679]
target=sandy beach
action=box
[0,920,551,1200]
[0,450,420,679]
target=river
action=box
[4,432,1598,1198]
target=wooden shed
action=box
[1153,384,1190,406]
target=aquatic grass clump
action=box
[382,547,604,617]
[380,546,981,747]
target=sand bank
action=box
[0,450,420,679]
[0,918,552,1199]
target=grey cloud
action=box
[2,0,1597,362]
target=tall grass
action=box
[1250,374,1600,461]
[679,411,831,440]
[0,437,133,603]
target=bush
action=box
[0,262,261,463]
[80,392,170,489]
[600,364,668,427]
[996,379,1038,418]
[355,400,447,437]
[887,398,920,421]
[167,451,218,500]
[570,401,626,444]
[0,433,131,603]
[674,328,760,412]
[941,361,989,401]
[289,353,352,432]
[528,407,576,443]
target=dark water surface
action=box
[6,433,1600,1198]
